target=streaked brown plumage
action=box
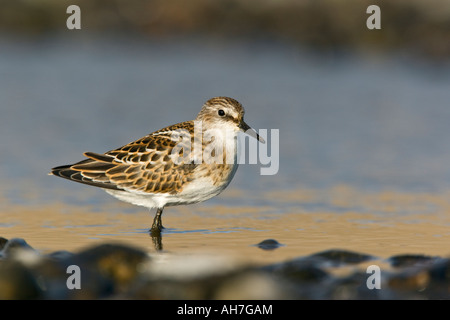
[54,121,197,194]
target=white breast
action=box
[104,128,240,209]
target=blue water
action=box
[1,36,450,209]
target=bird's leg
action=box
[149,208,164,251]
[150,207,164,235]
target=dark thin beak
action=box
[240,121,265,143]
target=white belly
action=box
[104,163,238,209]
[171,168,237,206]
[105,130,240,209]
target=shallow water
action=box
[2,186,450,263]
[1,36,450,262]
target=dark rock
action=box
[385,258,450,299]
[47,250,75,261]
[422,258,450,299]
[327,271,384,300]
[126,266,245,300]
[262,258,329,283]
[387,269,429,294]
[0,260,43,299]
[0,238,37,259]
[255,239,284,250]
[388,254,437,268]
[309,249,375,266]
[3,236,450,299]
[27,243,150,299]
[30,256,114,299]
[70,243,150,291]
[0,237,8,250]
[127,267,296,300]
[427,258,450,281]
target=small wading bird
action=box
[50,97,264,237]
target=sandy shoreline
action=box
[2,186,450,264]
[2,185,450,299]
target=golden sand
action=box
[1,185,450,265]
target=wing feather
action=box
[50,121,198,194]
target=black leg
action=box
[150,208,164,251]
[150,207,164,234]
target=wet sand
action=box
[2,185,450,265]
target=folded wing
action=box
[50,121,197,194]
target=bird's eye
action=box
[218,109,225,117]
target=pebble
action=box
[255,239,284,250]
[388,254,438,268]
[1,236,450,299]
[308,249,375,266]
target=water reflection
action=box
[150,229,163,251]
